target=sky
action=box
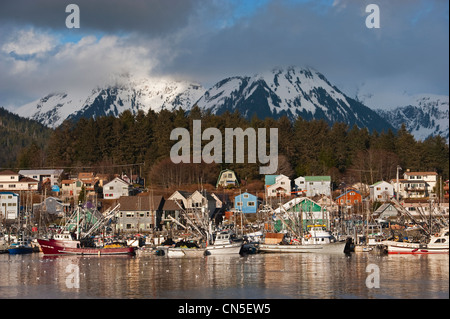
[0,0,448,110]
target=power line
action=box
[0,163,145,171]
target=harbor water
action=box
[0,252,448,299]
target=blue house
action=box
[234,192,262,214]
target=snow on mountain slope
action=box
[375,94,449,142]
[15,75,205,128]
[196,66,393,133]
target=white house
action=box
[0,170,38,192]
[370,181,394,202]
[216,169,239,188]
[18,169,63,188]
[294,176,331,197]
[266,174,291,197]
[403,171,438,199]
[0,192,19,220]
[103,177,132,199]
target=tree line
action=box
[13,106,450,189]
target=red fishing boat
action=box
[38,233,135,256]
[38,204,135,256]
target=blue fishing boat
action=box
[8,240,34,254]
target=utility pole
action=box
[396,166,402,200]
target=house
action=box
[272,197,331,232]
[369,181,394,202]
[168,191,193,209]
[18,169,63,189]
[103,177,132,199]
[116,195,164,233]
[265,174,291,197]
[0,192,19,220]
[188,190,218,218]
[0,170,39,192]
[336,188,362,206]
[33,196,70,217]
[61,179,81,199]
[160,199,185,230]
[234,192,262,214]
[401,171,438,199]
[168,190,218,220]
[216,169,239,188]
[373,203,401,221]
[294,176,331,197]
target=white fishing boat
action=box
[163,240,206,258]
[205,231,242,255]
[258,227,348,254]
[166,247,206,258]
[382,228,449,254]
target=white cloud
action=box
[1,28,57,56]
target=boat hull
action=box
[166,247,206,258]
[206,243,242,255]
[37,239,135,256]
[383,241,449,254]
[8,247,34,254]
[258,241,346,254]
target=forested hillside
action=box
[0,107,52,168]
[41,106,449,188]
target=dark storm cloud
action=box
[0,0,448,109]
[160,0,449,100]
[0,0,205,36]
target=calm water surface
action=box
[0,252,448,299]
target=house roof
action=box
[265,175,278,186]
[336,189,361,199]
[163,199,184,211]
[370,181,392,187]
[404,172,437,176]
[0,170,18,176]
[304,176,331,182]
[118,195,163,211]
[19,169,63,175]
[105,177,130,186]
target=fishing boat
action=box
[382,228,449,255]
[37,204,135,256]
[258,227,348,254]
[8,239,34,255]
[205,231,243,255]
[38,232,135,256]
[164,240,206,258]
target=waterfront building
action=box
[103,177,132,199]
[294,176,331,197]
[0,191,19,220]
[116,195,164,233]
[216,169,239,188]
[234,192,262,214]
[369,181,394,202]
[265,174,291,197]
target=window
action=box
[109,186,114,190]
[247,201,255,207]
[236,202,242,207]
[243,194,249,199]
[8,184,16,188]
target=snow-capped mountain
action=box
[196,66,394,133]
[15,75,205,128]
[375,95,449,142]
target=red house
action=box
[336,188,362,206]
